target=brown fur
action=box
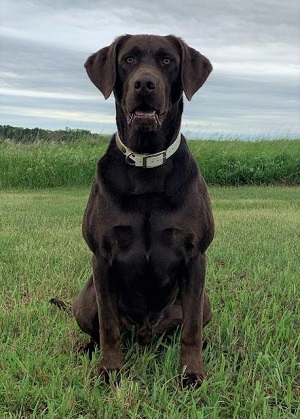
[72,34,214,387]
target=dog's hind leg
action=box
[202,290,212,327]
[156,289,212,335]
[72,275,99,344]
[156,300,182,335]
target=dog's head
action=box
[85,34,212,133]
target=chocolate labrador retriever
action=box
[73,34,214,387]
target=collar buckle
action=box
[142,151,166,168]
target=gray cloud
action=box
[0,0,299,138]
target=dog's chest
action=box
[105,211,193,324]
[102,208,196,293]
[108,212,192,266]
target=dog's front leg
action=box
[92,255,123,383]
[180,253,206,387]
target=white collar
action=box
[115,130,181,168]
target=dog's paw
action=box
[76,340,99,360]
[98,366,121,386]
[181,373,204,388]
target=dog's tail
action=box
[49,298,72,315]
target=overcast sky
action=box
[1,0,299,138]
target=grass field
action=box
[1,186,299,418]
[0,134,299,188]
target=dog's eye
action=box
[125,56,135,64]
[162,57,171,65]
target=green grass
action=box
[0,134,299,188]
[0,186,299,418]
[189,139,299,185]
[0,140,108,189]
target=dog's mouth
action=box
[127,106,165,129]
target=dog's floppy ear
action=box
[84,36,128,99]
[170,37,213,101]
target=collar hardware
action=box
[115,131,181,169]
[125,153,136,166]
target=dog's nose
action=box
[134,75,156,96]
